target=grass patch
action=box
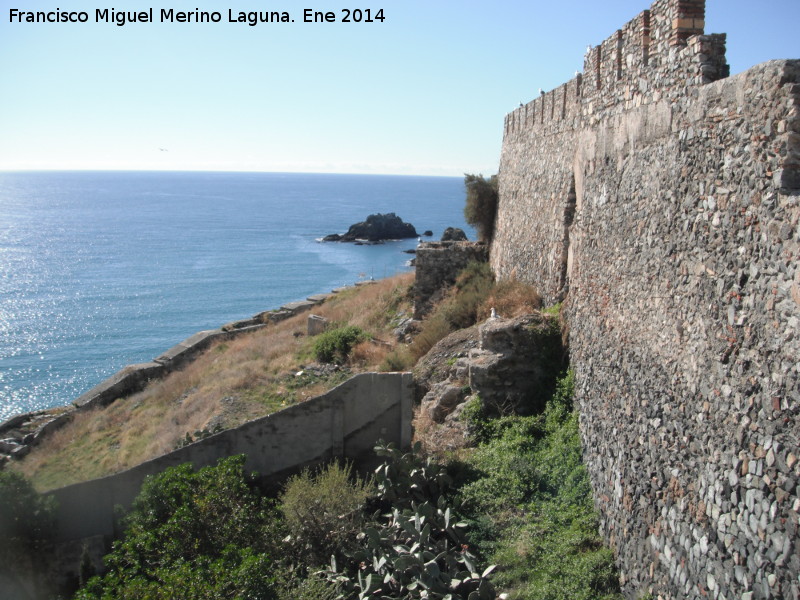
[484,278,543,318]
[542,302,562,316]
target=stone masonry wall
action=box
[492,1,799,598]
[414,241,488,318]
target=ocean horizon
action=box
[0,170,476,421]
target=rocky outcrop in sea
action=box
[323,213,418,242]
[440,227,468,242]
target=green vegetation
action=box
[76,455,281,600]
[73,446,496,600]
[280,462,373,568]
[0,471,58,596]
[454,372,622,600]
[323,442,495,600]
[541,302,562,316]
[71,363,620,600]
[313,325,370,364]
[464,174,499,243]
[0,471,57,565]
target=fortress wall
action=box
[493,117,577,301]
[567,62,800,599]
[492,0,799,597]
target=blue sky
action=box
[1,0,798,176]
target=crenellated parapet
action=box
[503,0,728,139]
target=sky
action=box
[0,0,798,176]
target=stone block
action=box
[267,310,294,323]
[413,242,488,319]
[155,331,223,366]
[307,294,331,304]
[222,317,261,331]
[280,300,318,314]
[307,314,329,336]
[74,362,166,409]
[774,168,800,191]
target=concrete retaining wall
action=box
[48,371,413,543]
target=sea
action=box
[0,171,475,422]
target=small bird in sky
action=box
[159,148,168,152]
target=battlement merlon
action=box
[503,0,729,138]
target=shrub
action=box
[277,573,340,600]
[76,456,280,600]
[458,415,546,514]
[0,471,58,596]
[0,471,57,568]
[79,548,277,600]
[324,442,497,600]
[379,346,415,372]
[464,174,499,243]
[279,461,373,568]
[490,501,620,600]
[313,325,369,364]
[458,395,492,443]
